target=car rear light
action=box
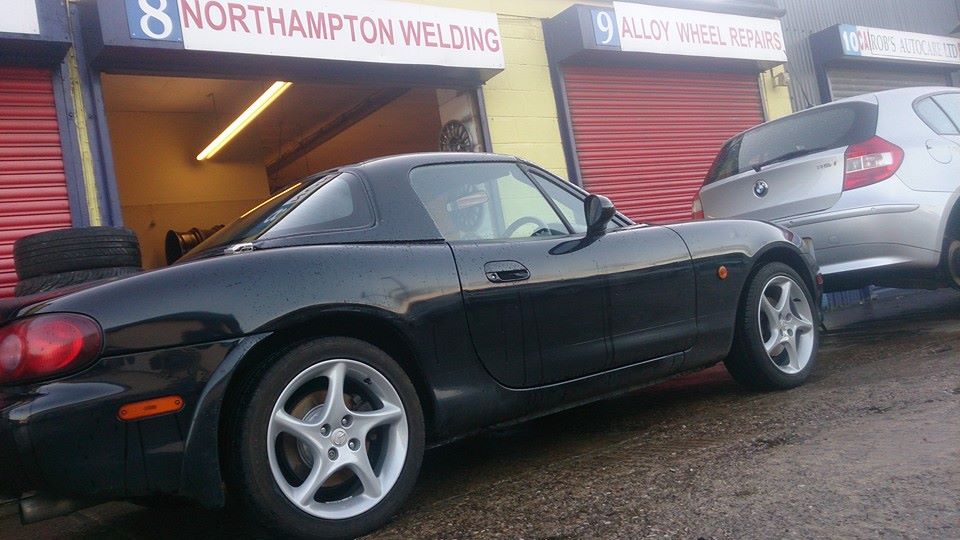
[0,314,102,385]
[843,136,904,191]
[691,195,705,220]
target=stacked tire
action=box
[13,227,142,297]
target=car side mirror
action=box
[584,194,616,236]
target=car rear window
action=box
[184,171,373,258]
[704,102,878,185]
[263,173,374,238]
[915,93,960,135]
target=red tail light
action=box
[843,136,904,191]
[691,195,705,220]
[0,314,102,385]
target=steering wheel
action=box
[504,216,548,237]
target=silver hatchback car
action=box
[695,87,960,291]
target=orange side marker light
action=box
[717,266,729,280]
[118,396,184,421]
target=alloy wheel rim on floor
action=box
[267,358,408,519]
[757,275,815,374]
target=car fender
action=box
[933,184,960,254]
[178,333,270,507]
[176,302,439,507]
[665,219,818,370]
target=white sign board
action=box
[0,0,40,35]
[610,2,787,63]
[839,25,960,66]
[125,0,504,70]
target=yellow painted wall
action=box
[760,65,795,120]
[405,0,792,177]
[404,0,611,178]
[482,15,566,176]
[405,0,605,18]
[108,111,271,268]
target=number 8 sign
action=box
[125,0,183,42]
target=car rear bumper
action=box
[0,338,242,510]
[0,403,29,500]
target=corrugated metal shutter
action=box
[0,67,72,298]
[777,0,960,109]
[826,67,950,101]
[564,66,765,223]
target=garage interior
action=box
[101,74,484,268]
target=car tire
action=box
[942,238,960,289]
[13,266,141,297]
[724,262,819,390]
[228,337,425,540]
[14,227,141,279]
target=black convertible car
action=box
[0,153,820,539]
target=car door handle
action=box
[484,261,530,283]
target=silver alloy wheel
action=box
[757,275,815,374]
[267,359,408,520]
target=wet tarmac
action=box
[2,290,959,539]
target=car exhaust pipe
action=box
[165,225,224,265]
[19,494,96,524]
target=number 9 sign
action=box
[124,0,183,43]
[591,9,620,48]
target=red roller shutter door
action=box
[564,66,764,223]
[0,67,73,298]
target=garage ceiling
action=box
[100,74,395,163]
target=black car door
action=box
[411,161,608,388]
[527,169,697,377]
[410,161,696,389]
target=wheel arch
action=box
[936,190,960,265]
[721,243,817,360]
[220,306,437,445]
[730,243,820,351]
[179,307,437,508]
[723,245,821,390]
[749,243,818,300]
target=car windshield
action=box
[182,172,336,259]
[705,101,878,184]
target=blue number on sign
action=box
[838,24,861,57]
[591,9,620,49]
[125,0,183,42]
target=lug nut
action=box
[341,415,352,427]
[320,424,331,437]
[328,448,338,460]
[348,439,360,451]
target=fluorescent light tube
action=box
[197,81,292,161]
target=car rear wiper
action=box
[751,146,831,172]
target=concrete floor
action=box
[2,290,958,539]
